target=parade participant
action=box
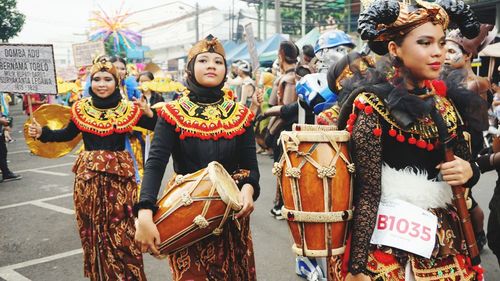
[110,56,145,182]
[110,56,142,100]
[0,95,20,182]
[444,24,495,157]
[28,56,156,281]
[22,93,47,116]
[442,24,496,252]
[137,71,165,165]
[475,150,500,266]
[268,40,299,219]
[134,34,259,281]
[226,60,243,99]
[238,60,256,107]
[339,0,483,280]
[302,44,315,63]
[317,51,376,126]
[314,29,355,73]
[137,71,164,106]
[252,71,275,155]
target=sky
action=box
[11,0,252,44]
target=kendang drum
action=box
[277,124,354,257]
[153,161,242,257]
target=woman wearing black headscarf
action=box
[28,56,156,280]
[134,35,260,280]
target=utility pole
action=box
[263,0,268,39]
[257,5,261,40]
[275,0,281,33]
[195,2,199,42]
[301,0,306,36]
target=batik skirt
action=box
[167,217,256,281]
[72,150,146,281]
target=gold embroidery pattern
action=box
[71,98,142,137]
[357,92,458,140]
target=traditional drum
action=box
[277,124,354,257]
[153,161,242,257]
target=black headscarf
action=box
[88,75,122,109]
[185,53,227,103]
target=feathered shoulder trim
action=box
[71,98,142,137]
[158,95,254,140]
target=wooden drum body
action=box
[278,125,353,257]
[153,161,242,257]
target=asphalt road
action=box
[0,103,499,281]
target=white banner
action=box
[72,41,105,67]
[370,199,437,258]
[0,44,57,94]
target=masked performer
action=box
[133,35,259,281]
[337,1,484,280]
[28,56,156,280]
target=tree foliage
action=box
[0,0,25,42]
[280,7,345,36]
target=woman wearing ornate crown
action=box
[28,56,156,280]
[133,35,259,281]
[334,0,486,280]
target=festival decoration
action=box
[89,6,141,55]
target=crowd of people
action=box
[14,0,500,280]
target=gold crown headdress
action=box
[89,55,118,80]
[187,34,226,64]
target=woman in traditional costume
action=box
[336,0,485,280]
[134,35,259,281]
[137,71,165,107]
[28,56,156,281]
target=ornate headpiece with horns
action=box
[187,34,226,64]
[358,0,480,55]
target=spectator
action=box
[0,99,21,182]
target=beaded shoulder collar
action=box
[347,91,459,151]
[158,95,254,140]
[71,98,142,137]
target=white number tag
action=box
[370,199,437,258]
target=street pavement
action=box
[0,102,499,281]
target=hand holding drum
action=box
[135,162,243,257]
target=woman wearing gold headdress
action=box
[28,56,156,280]
[335,0,485,280]
[134,34,259,280]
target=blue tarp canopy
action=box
[222,40,238,55]
[227,33,288,63]
[259,27,320,62]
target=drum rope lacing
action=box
[279,130,354,257]
[155,166,237,255]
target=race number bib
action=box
[370,199,437,258]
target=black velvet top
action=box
[39,116,156,150]
[135,97,260,215]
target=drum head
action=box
[207,162,242,211]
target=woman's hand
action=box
[436,155,473,186]
[134,209,161,255]
[252,88,264,107]
[28,118,42,138]
[235,184,254,219]
[133,96,153,118]
[345,273,371,281]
